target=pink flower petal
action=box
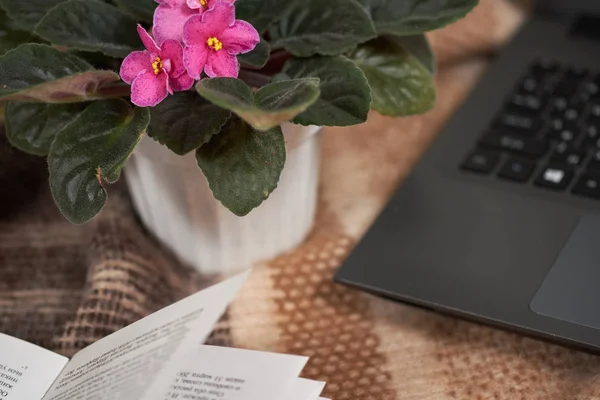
[205,50,239,78]
[206,0,235,9]
[182,15,210,46]
[189,0,236,13]
[186,0,202,9]
[120,51,153,84]
[221,20,260,55]
[166,75,173,95]
[160,39,186,77]
[184,44,209,80]
[131,70,170,107]
[162,59,173,74]
[153,0,197,45]
[170,72,195,92]
[137,25,161,54]
[201,2,236,37]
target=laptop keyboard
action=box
[460,59,600,199]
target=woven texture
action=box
[3,1,600,399]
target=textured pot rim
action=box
[133,123,322,167]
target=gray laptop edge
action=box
[335,1,600,353]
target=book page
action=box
[41,272,249,400]
[0,333,68,400]
[288,378,326,400]
[160,345,309,400]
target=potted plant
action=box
[0,0,478,273]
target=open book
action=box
[0,271,328,400]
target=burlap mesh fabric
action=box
[3,1,600,399]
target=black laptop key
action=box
[547,128,578,143]
[498,158,536,182]
[583,81,599,96]
[495,112,540,135]
[575,81,600,103]
[508,93,545,114]
[572,172,600,199]
[546,119,580,143]
[549,107,582,121]
[549,97,568,114]
[479,132,548,157]
[518,77,540,94]
[534,165,574,191]
[551,143,585,166]
[582,124,600,148]
[548,98,584,120]
[587,150,600,171]
[460,150,499,174]
[587,102,600,122]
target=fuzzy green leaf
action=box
[5,102,86,156]
[281,56,371,126]
[35,0,141,58]
[270,0,376,57]
[196,77,320,130]
[235,0,296,33]
[388,34,436,75]
[238,37,270,69]
[349,37,436,116]
[0,44,121,103]
[196,116,285,216]
[0,0,67,31]
[113,0,156,23]
[148,91,232,156]
[48,99,150,224]
[0,8,33,55]
[358,0,478,35]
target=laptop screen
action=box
[537,0,600,14]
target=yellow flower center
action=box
[207,37,223,51]
[199,0,207,6]
[151,56,163,75]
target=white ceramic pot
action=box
[125,123,321,274]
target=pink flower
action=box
[183,2,259,79]
[186,0,235,11]
[120,25,194,107]
[153,0,198,45]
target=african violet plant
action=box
[0,0,478,224]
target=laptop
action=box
[335,0,600,353]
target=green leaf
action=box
[0,0,67,31]
[358,0,478,35]
[281,56,371,127]
[35,0,141,58]
[238,37,270,69]
[349,37,436,116]
[388,34,436,75]
[196,77,320,131]
[235,0,296,33]
[148,91,231,156]
[113,0,155,23]
[270,0,376,57]
[0,44,121,103]
[48,99,150,224]
[5,101,86,156]
[196,116,286,216]
[0,7,33,55]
